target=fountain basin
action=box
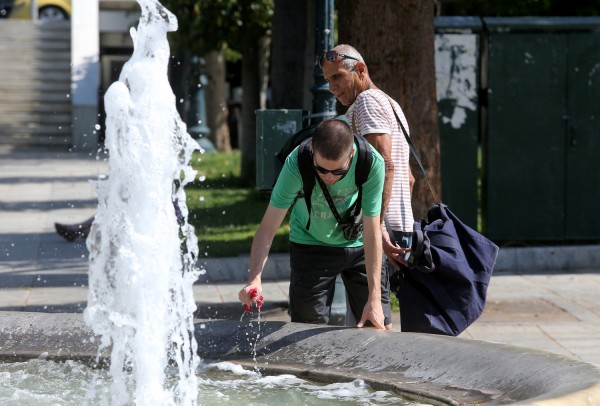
[1,312,599,405]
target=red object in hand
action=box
[244,289,264,313]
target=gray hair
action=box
[332,44,365,71]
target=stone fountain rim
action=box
[0,312,599,405]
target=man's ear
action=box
[355,61,367,76]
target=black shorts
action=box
[288,242,392,326]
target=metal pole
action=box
[310,0,348,323]
[310,0,335,126]
[30,0,38,21]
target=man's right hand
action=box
[238,283,264,313]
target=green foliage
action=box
[161,0,274,58]
[186,150,289,257]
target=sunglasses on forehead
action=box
[318,50,361,68]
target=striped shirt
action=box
[346,89,414,232]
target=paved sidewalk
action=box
[1,144,599,367]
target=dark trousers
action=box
[289,242,392,326]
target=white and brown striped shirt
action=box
[347,89,414,232]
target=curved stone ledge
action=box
[1,312,599,405]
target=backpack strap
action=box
[297,138,315,230]
[350,134,372,217]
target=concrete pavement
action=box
[1,144,599,367]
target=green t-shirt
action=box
[270,142,384,247]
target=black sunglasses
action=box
[313,154,352,176]
[318,50,360,68]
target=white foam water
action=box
[0,360,425,405]
[83,1,200,405]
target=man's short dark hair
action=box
[312,119,353,161]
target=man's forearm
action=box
[247,228,271,284]
[363,216,382,300]
[380,167,394,225]
[246,204,287,285]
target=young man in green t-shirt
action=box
[238,119,390,329]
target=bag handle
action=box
[388,100,441,204]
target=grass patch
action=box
[186,150,290,257]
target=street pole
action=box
[311,0,348,322]
[310,0,335,126]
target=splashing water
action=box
[84,1,200,405]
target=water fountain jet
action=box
[83,1,199,404]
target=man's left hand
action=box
[381,226,410,269]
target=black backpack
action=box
[275,116,373,230]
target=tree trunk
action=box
[204,49,232,152]
[338,0,441,220]
[240,35,270,186]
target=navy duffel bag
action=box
[388,103,499,336]
[391,204,499,336]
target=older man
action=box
[320,45,415,329]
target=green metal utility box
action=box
[255,109,304,193]
[434,17,482,229]
[484,17,600,241]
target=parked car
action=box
[0,0,70,20]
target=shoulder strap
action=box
[388,99,441,204]
[298,138,315,230]
[353,134,372,186]
[351,133,372,217]
[316,175,345,224]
